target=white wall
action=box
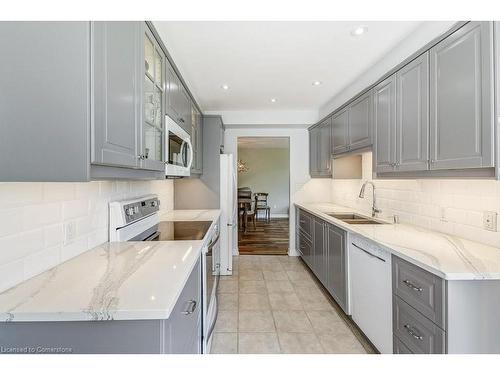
[319,21,456,118]
[238,147,290,216]
[0,180,174,293]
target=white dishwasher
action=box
[349,235,393,354]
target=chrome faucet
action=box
[358,181,381,217]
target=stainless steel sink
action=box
[326,213,386,225]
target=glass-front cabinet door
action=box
[142,25,166,171]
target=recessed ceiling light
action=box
[270,98,277,103]
[312,81,322,86]
[221,84,230,90]
[351,26,368,37]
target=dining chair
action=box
[254,193,271,222]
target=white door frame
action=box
[224,125,311,256]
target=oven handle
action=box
[206,293,219,343]
[207,232,220,251]
[143,231,160,241]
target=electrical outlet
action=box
[483,211,498,232]
[64,221,76,244]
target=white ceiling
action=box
[153,21,423,113]
[238,137,289,149]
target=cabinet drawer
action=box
[169,258,201,353]
[297,209,313,238]
[393,335,414,354]
[393,296,446,354]
[392,255,446,328]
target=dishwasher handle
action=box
[351,243,386,262]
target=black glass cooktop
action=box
[157,221,212,241]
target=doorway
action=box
[237,137,290,255]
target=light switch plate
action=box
[64,221,76,244]
[483,211,497,232]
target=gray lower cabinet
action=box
[395,52,430,172]
[325,223,347,312]
[0,258,202,354]
[429,21,494,170]
[295,208,348,314]
[168,257,202,354]
[392,255,446,354]
[331,108,349,154]
[309,118,332,178]
[374,75,397,173]
[313,218,327,285]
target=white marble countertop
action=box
[295,202,500,281]
[0,209,221,322]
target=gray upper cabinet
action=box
[141,25,166,171]
[166,60,192,134]
[348,91,372,151]
[309,118,332,178]
[0,22,91,181]
[374,75,397,173]
[331,108,349,154]
[318,118,332,175]
[309,126,320,176]
[395,52,430,172]
[92,22,141,169]
[190,104,203,175]
[429,21,494,170]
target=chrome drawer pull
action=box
[182,300,197,315]
[404,324,423,340]
[403,279,423,292]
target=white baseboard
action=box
[268,213,289,219]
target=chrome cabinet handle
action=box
[179,118,185,123]
[403,279,423,292]
[182,300,197,315]
[404,324,423,340]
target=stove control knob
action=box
[126,208,134,216]
[134,206,139,214]
[151,201,157,207]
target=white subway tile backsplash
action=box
[0,180,174,293]
[24,245,61,280]
[43,223,64,248]
[321,152,500,248]
[0,229,44,265]
[62,199,89,220]
[0,259,24,293]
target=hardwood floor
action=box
[238,218,289,255]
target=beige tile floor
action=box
[210,255,375,354]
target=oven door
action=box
[205,227,220,348]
